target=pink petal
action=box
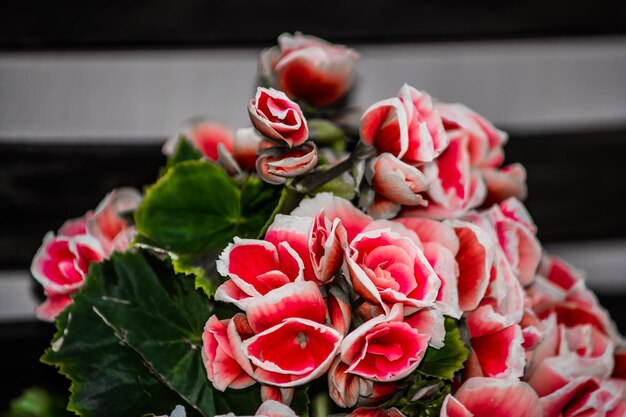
[423,242,461,318]
[448,221,495,311]
[471,324,525,378]
[360,97,409,159]
[366,153,429,206]
[243,318,342,387]
[452,377,542,417]
[394,218,460,255]
[404,307,446,348]
[246,281,327,333]
[291,192,373,242]
[265,215,316,282]
[35,292,73,321]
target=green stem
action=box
[296,154,355,194]
[311,392,331,417]
[258,186,304,238]
[296,141,376,195]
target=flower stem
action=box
[311,391,331,417]
[295,142,375,195]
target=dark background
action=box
[1,1,626,410]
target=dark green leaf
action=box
[42,287,188,416]
[43,251,216,417]
[135,161,241,255]
[165,137,203,172]
[417,318,469,380]
[135,162,281,296]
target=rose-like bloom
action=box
[242,317,342,387]
[436,102,508,169]
[259,32,359,107]
[436,102,529,206]
[214,238,305,309]
[395,218,462,318]
[403,130,486,219]
[346,407,406,417]
[346,227,440,312]
[163,116,235,161]
[86,187,142,256]
[365,153,429,207]
[256,141,318,185]
[441,378,542,417]
[215,399,298,417]
[340,304,431,382]
[527,323,615,399]
[31,233,105,320]
[163,118,264,175]
[479,199,541,286]
[360,84,448,164]
[248,88,308,147]
[529,253,620,340]
[291,192,373,243]
[202,314,256,391]
[328,357,397,408]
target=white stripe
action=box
[0,36,625,143]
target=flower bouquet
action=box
[30,33,626,417]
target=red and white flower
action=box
[340,304,431,382]
[215,238,305,309]
[256,141,318,185]
[86,187,142,256]
[436,102,507,169]
[242,317,342,387]
[248,88,309,148]
[346,228,440,313]
[403,130,486,219]
[202,314,256,391]
[441,377,542,417]
[360,84,448,164]
[527,323,615,399]
[365,153,430,207]
[291,192,374,243]
[164,120,264,174]
[31,233,105,320]
[259,32,359,107]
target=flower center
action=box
[297,332,308,349]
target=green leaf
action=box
[4,387,72,417]
[417,318,469,380]
[165,137,203,172]
[135,161,242,255]
[43,251,220,417]
[135,161,281,296]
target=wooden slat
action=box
[1,0,626,50]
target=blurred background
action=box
[1,0,625,410]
